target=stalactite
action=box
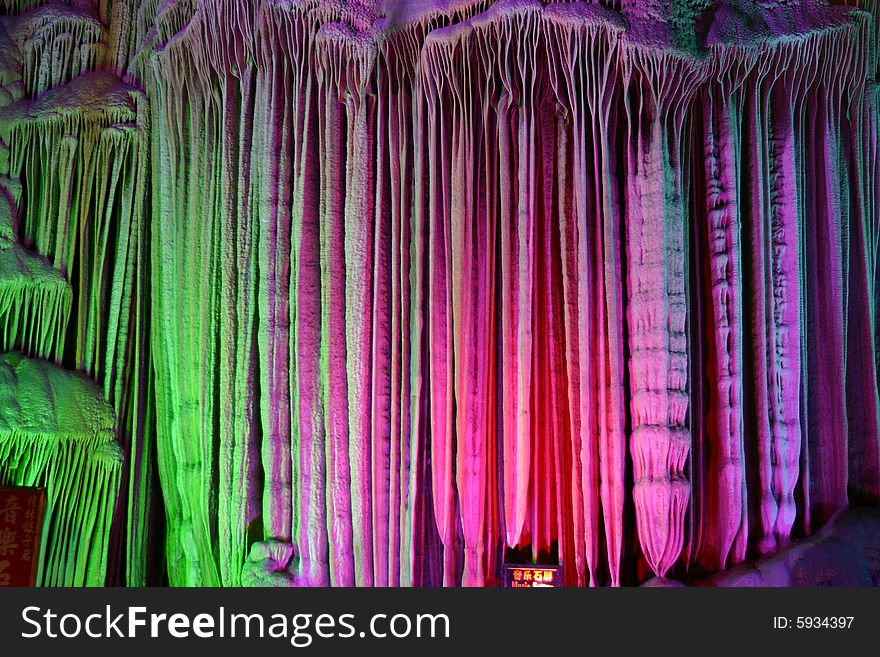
[545,3,627,586]
[148,0,255,585]
[0,239,72,361]
[0,29,151,584]
[3,2,107,97]
[866,81,880,452]
[622,41,706,579]
[142,0,880,587]
[251,1,326,587]
[691,48,752,571]
[0,10,72,363]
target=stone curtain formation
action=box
[0,0,877,587]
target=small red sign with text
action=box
[0,486,46,587]
[502,564,562,588]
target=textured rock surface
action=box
[0,5,148,585]
[688,507,880,586]
[0,0,877,587]
[143,0,880,586]
[0,351,115,435]
[0,352,120,585]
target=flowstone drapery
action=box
[0,0,878,587]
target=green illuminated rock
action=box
[0,352,120,586]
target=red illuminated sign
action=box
[502,564,562,588]
[0,486,46,587]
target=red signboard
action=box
[0,486,46,587]
[502,564,562,588]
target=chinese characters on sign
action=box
[502,564,562,588]
[0,486,46,586]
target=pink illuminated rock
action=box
[136,0,880,586]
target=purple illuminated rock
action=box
[694,507,880,587]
